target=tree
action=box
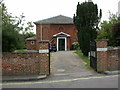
[14,13,35,44]
[74,1,102,56]
[1,3,34,52]
[23,32,36,40]
[2,4,24,52]
[111,23,120,46]
[0,3,2,52]
[0,0,3,4]
[97,13,120,46]
[97,21,112,40]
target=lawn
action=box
[74,50,91,69]
[14,49,37,52]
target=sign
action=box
[97,48,107,51]
[39,49,49,53]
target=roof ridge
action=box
[34,15,73,24]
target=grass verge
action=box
[74,50,91,69]
[14,50,36,52]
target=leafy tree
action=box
[74,1,102,56]
[1,3,34,52]
[97,13,120,46]
[0,3,2,52]
[111,23,120,46]
[23,32,36,40]
[15,13,35,43]
[2,4,24,52]
[97,21,112,39]
[14,13,34,35]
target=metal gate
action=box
[90,41,97,71]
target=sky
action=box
[3,0,120,33]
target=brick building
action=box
[26,15,78,51]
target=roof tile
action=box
[34,15,73,24]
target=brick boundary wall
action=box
[96,39,120,72]
[107,47,120,71]
[0,41,50,76]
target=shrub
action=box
[110,23,120,46]
[72,42,80,50]
[97,13,120,46]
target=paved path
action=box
[51,51,96,76]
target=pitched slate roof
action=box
[34,15,73,24]
[26,36,36,41]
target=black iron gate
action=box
[90,41,97,71]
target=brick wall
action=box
[1,52,49,76]
[36,24,78,50]
[26,40,37,50]
[96,40,120,72]
[107,47,120,71]
[1,41,50,76]
[37,40,49,50]
[36,24,77,41]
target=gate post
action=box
[96,39,108,72]
[37,40,50,75]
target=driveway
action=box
[51,51,96,76]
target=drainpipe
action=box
[40,24,42,40]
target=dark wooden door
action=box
[58,39,65,51]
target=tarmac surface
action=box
[51,51,96,75]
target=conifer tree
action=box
[74,1,102,56]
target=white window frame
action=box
[31,41,35,45]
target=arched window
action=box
[59,27,64,31]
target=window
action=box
[59,27,64,31]
[31,41,35,45]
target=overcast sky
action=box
[3,0,120,33]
